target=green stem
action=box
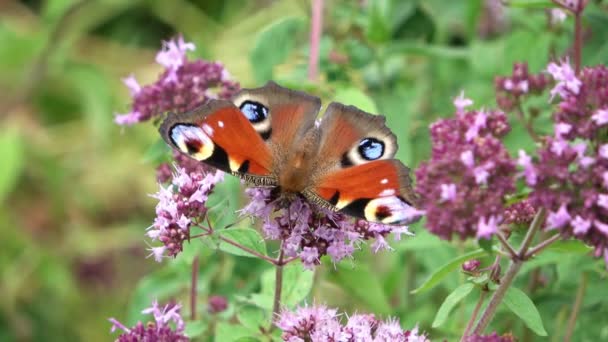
[271,245,285,329]
[564,273,587,341]
[190,255,199,320]
[461,287,488,341]
[472,209,546,334]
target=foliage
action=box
[1,0,607,341]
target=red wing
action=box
[160,100,275,185]
[307,160,421,225]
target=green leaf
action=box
[412,249,487,294]
[250,16,304,83]
[547,239,592,254]
[432,283,475,327]
[333,88,379,113]
[281,264,314,307]
[478,237,494,255]
[184,320,207,338]
[127,268,189,324]
[217,228,267,258]
[396,229,443,252]
[237,306,269,331]
[366,0,391,43]
[244,264,314,310]
[506,0,555,9]
[386,42,469,60]
[329,263,392,315]
[0,127,23,202]
[235,338,262,342]
[215,322,258,342]
[142,138,171,164]
[503,287,547,336]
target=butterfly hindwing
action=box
[160,100,276,186]
[306,160,419,225]
[306,103,419,225]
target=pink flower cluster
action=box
[415,95,516,240]
[115,36,239,125]
[526,63,608,263]
[109,300,187,341]
[241,189,412,269]
[464,332,516,342]
[495,62,550,111]
[276,304,429,342]
[147,164,224,261]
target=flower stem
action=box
[573,11,582,75]
[517,208,547,259]
[461,287,488,341]
[496,232,518,260]
[308,0,323,82]
[191,255,199,320]
[271,244,285,328]
[472,208,546,334]
[195,221,279,265]
[524,233,562,259]
[472,259,523,334]
[564,272,587,341]
[515,102,540,142]
[217,234,279,265]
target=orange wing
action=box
[160,100,276,185]
[308,160,421,225]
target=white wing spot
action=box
[202,124,214,136]
[218,121,225,128]
[379,189,396,197]
[380,178,389,184]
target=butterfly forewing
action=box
[160,100,276,186]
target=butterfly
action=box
[160,82,420,225]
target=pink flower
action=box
[591,108,608,126]
[460,150,475,168]
[440,183,457,202]
[555,122,572,137]
[547,60,582,100]
[476,216,500,239]
[155,35,195,69]
[109,300,187,341]
[115,37,239,126]
[572,216,591,235]
[546,204,571,229]
[517,150,537,185]
[122,75,141,95]
[454,90,474,114]
[276,305,428,342]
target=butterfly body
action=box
[160,82,421,225]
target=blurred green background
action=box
[1,0,608,341]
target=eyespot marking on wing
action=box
[363,196,423,225]
[169,124,214,161]
[236,100,272,140]
[239,101,268,123]
[358,137,384,160]
[342,136,395,167]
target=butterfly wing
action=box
[231,81,321,169]
[160,100,276,185]
[160,82,321,186]
[305,103,420,225]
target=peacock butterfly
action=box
[160,81,420,225]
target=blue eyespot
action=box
[358,137,384,160]
[239,101,268,123]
